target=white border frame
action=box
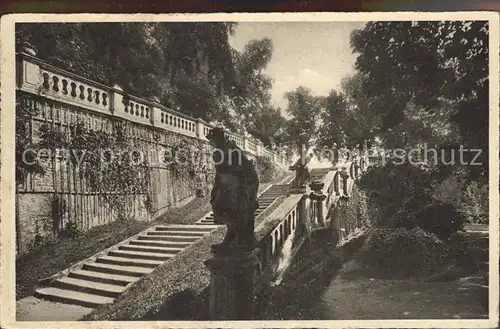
[1,12,499,329]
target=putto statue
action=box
[207,127,259,252]
[289,153,313,187]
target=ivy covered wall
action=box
[16,93,215,254]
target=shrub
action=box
[413,202,466,238]
[358,163,435,227]
[350,227,449,279]
[359,163,466,237]
[255,156,278,183]
[458,180,488,224]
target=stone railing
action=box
[203,152,372,319]
[254,194,303,294]
[16,50,288,166]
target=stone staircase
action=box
[33,181,294,309]
[34,224,218,308]
[197,184,292,225]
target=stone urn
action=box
[309,181,324,192]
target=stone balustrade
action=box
[253,194,302,294]
[16,51,287,165]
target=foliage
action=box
[317,90,348,148]
[17,23,289,147]
[352,227,449,278]
[358,163,436,225]
[317,74,381,151]
[231,38,288,147]
[350,21,489,179]
[17,22,238,128]
[254,156,278,183]
[37,119,152,221]
[336,185,372,230]
[16,95,45,186]
[164,138,215,193]
[392,202,466,239]
[359,163,467,238]
[458,179,488,224]
[283,86,323,153]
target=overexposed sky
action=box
[229,21,367,112]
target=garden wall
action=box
[15,51,288,254]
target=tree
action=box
[16,22,239,127]
[350,21,489,178]
[317,74,381,151]
[283,86,322,154]
[17,23,167,98]
[247,106,287,148]
[317,90,348,149]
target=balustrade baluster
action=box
[70,82,77,97]
[62,79,68,95]
[42,73,50,90]
[52,76,59,92]
[79,85,85,100]
[87,88,92,102]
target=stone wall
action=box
[15,51,288,254]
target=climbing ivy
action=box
[16,95,45,186]
[164,138,215,195]
[38,119,153,221]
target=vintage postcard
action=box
[1,11,499,329]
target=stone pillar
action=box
[295,192,310,237]
[148,96,162,126]
[110,84,124,114]
[309,181,327,226]
[243,136,249,153]
[256,140,263,157]
[196,118,206,140]
[204,249,261,320]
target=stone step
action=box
[119,244,184,254]
[96,255,163,268]
[147,230,206,237]
[34,287,114,308]
[154,225,217,232]
[129,239,192,248]
[196,222,217,225]
[82,262,153,277]
[258,198,279,202]
[108,249,176,261]
[139,234,199,243]
[53,277,126,298]
[68,269,138,286]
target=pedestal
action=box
[204,249,261,320]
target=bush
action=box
[458,180,488,224]
[255,156,278,183]
[358,163,435,227]
[350,227,449,279]
[359,163,466,237]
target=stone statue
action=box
[289,153,313,187]
[207,127,259,252]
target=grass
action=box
[16,173,291,310]
[16,196,211,300]
[83,177,290,321]
[256,227,489,320]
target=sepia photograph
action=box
[0,12,498,328]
